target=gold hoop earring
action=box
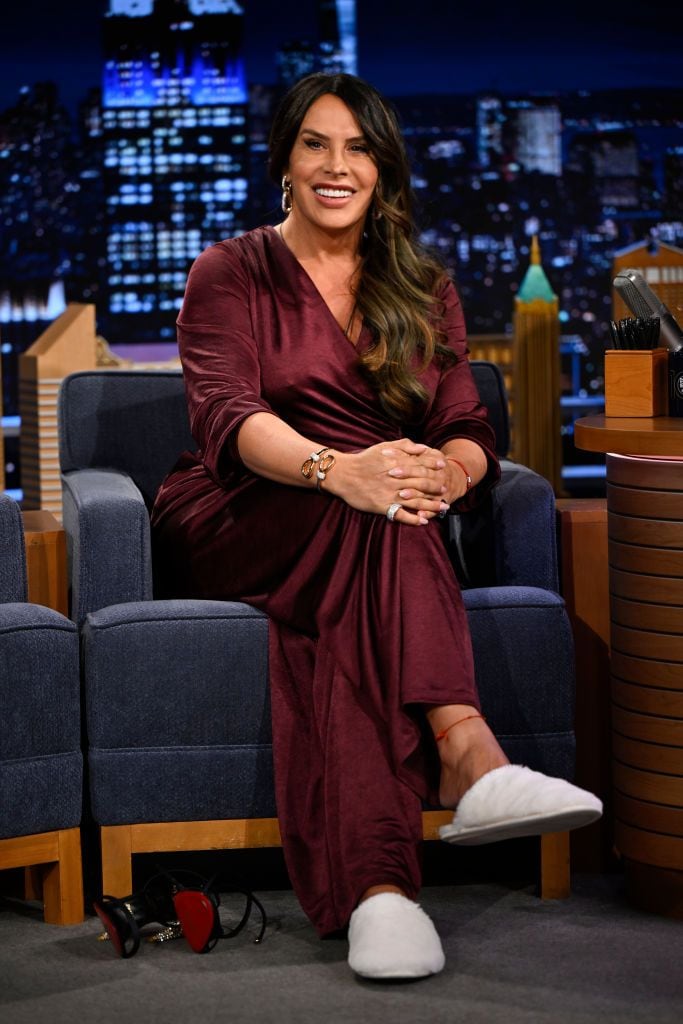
[281,176,293,215]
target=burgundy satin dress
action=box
[150,226,500,935]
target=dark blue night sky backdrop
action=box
[1,0,681,496]
[1,0,682,115]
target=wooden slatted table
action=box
[575,416,683,917]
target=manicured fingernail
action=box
[441,485,447,493]
[388,468,403,477]
[436,459,446,468]
[418,515,429,524]
[440,502,449,511]
[398,489,410,498]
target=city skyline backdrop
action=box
[1,0,682,116]
[1,0,682,497]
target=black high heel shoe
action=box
[93,876,178,958]
[94,869,267,957]
[170,872,267,953]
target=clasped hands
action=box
[328,438,466,527]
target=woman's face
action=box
[284,93,379,235]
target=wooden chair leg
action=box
[540,831,571,899]
[24,865,43,901]
[101,825,134,898]
[42,828,84,925]
[95,819,571,904]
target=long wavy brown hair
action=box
[268,73,456,423]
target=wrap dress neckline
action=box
[268,225,368,352]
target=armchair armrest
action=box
[448,460,559,592]
[0,493,27,603]
[493,461,559,591]
[62,469,152,624]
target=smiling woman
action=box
[285,96,378,220]
[276,93,379,342]
[267,73,460,422]
[150,71,602,982]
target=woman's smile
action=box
[311,184,357,207]
[284,93,378,235]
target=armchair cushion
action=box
[464,587,575,780]
[80,590,576,829]
[0,604,81,839]
[82,600,274,824]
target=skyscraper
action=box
[513,237,562,493]
[513,101,562,177]
[102,0,248,341]
[318,0,357,76]
[276,40,317,89]
[0,80,72,480]
[476,96,504,169]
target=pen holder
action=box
[604,348,668,417]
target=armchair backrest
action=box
[0,493,28,603]
[470,360,509,458]
[59,370,196,510]
[58,362,510,506]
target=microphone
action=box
[613,268,683,352]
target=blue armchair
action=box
[0,494,83,923]
[58,363,575,898]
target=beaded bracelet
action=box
[446,457,472,492]
[301,447,337,491]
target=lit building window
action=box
[103,0,249,336]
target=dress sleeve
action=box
[176,241,276,482]
[421,278,501,511]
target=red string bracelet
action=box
[446,457,472,492]
[435,713,485,742]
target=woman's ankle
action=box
[437,721,510,808]
[359,884,407,904]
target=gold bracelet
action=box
[301,447,337,490]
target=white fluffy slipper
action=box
[347,892,445,980]
[439,764,603,845]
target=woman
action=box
[151,73,601,980]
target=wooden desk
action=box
[21,510,68,616]
[575,416,683,918]
[555,499,612,872]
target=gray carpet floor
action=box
[1,875,681,1023]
